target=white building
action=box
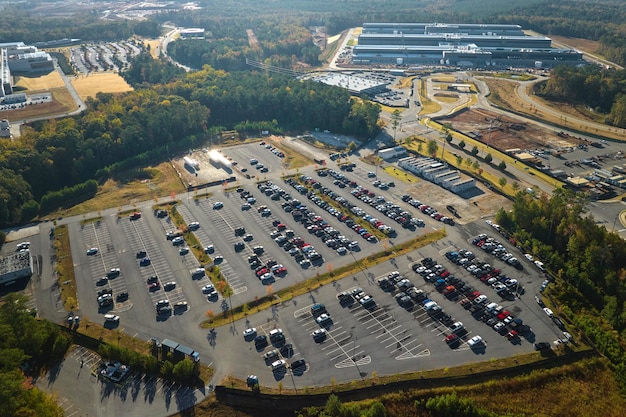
[0,42,53,74]
[378,146,407,161]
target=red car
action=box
[445,334,460,346]
[277,223,286,231]
[256,268,268,277]
[497,311,511,320]
[148,282,160,291]
[274,266,287,275]
[130,212,141,220]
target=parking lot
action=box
[55,139,573,390]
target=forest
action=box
[0,7,159,43]
[0,294,71,417]
[495,189,626,389]
[0,57,380,226]
[536,65,626,127]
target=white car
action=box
[86,247,98,255]
[243,327,257,338]
[315,313,331,325]
[312,328,326,341]
[467,335,483,348]
[270,264,284,273]
[213,201,224,209]
[104,314,119,323]
[336,247,347,255]
[543,307,554,317]
[449,322,464,333]
[271,359,286,370]
[202,284,215,294]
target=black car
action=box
[254,335,268,348]
[136,250,147,258]
[98,288,113,297]
[534,342,551,351]
[234,227,246,236]
[147,275,158,284]
[116,292,129,302]
[291,359,306,369]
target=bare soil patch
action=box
[438,108,585,152]
[549,35,601,54]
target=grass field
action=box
[142,39,161,59]
[53,162,185,218]
[15,71,66,90]
[71,73,133,100]
[1,87,77,122]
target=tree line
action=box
[535,65,626,128]
[0,294,71,417]
[0,58,379,227]
[495,189,626,390]
[0,7,159,43]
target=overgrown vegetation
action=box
[495,189,626,390]
[0,294,71,417]
[536,65,626,127]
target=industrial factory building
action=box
[0,251,34,286]
[0,42,54,100]
[352,23,585,68]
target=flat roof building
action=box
[0,251,33,285]
[353,23,584,68]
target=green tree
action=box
[391,109,401,141]
[458,140,466,149]
[498,161,507,170]
[456,155,463,165]
[484,153,493,163]
[471,146,479,156]
[499,177,508,189]
[347,141,357,152]
[427,139,439,157]
[172,358,196,381]
[160,360,174,377]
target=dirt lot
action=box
[437,108,585,152]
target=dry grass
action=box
[418,79,442,115]
[383,166,420,184]
[549,35,601,54]
[394,76,415,89]
[266,136,314,170]
[70,72,133,100]
[141,39,161,59]
[14,71,66,90]
[1,87,77,122]
[52,163,185,218]
[53,225,78,311]
[482,77,626,142]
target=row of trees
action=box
[536,65,626,127]
[495,189,626,389]
[0,294,71,417]
[0,57,379,226]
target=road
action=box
[159,28,195,72]
[10,60,85,138]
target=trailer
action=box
[183,156,200,170]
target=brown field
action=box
[14,71,65,90]
[482,77,625,141]
[52,162,185,218]
[70,72,133,100]
[142,39,161,59]
[0,87,77,122]
[549,35,601,54]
